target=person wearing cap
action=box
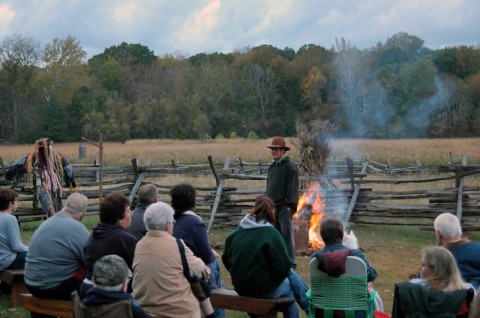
[0,189,28,271]
[128,184,159,241]
[81,192,137,297]
[81,255,150,318]
[133,201,215,318]
[24,192,90,300]
[266,136,299,265]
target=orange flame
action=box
[293,182,326,250]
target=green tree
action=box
[0,34,41,142]
[41,36,89,102]
[98,57,124,93]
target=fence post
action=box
[207,156,231,232]
[346,157,354,189]
[456,155,467,221]
[79,141,86,158]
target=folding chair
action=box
[391,282,474,318]
[309,256,374,318]
[72,291,133,318]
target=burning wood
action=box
[293,182,326,251]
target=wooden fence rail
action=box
[1,156,480,231]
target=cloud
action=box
[1,0,479,58]
[0,4,15,38]
[177,0,221,52]
[112,2,146,24]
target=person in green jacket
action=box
[222,195,309,318]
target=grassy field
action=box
[1,137,480,166]
[1,137,480,317]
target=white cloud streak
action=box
[1,0,478,58]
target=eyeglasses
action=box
[171,220,176,225]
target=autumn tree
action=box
[38,36,90,141]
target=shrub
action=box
[247,131,258,140]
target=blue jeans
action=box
[7,251,27,270]
[208,259,225,318]
[263,269,309,318]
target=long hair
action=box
[423,246,469,291]
[248,195,276,225]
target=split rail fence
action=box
[1,155,479,231]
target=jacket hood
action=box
[92,223,126,239]
[240,214,273,230]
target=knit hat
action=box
[64,193,88,215]
[92,255,129,289]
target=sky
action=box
[1,0,479,59]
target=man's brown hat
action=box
[266,137,290,151]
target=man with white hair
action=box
[434,212,480,288]
[25,193,90,300]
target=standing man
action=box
[0,189,28,271]
[25,192,90,300]
[434,212,480,289]
[265,136,299,265]
[128,184,159,241]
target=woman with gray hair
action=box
[132,202,215,318]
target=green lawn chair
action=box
[308,256,374,318]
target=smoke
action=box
[333,47,448,138]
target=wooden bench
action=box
[20,293,73,318]
[210,288,295,318]
[0,269,28,307]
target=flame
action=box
[293,182,326,250]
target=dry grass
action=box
[2,137,479,166]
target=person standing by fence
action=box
[265,136,299,266]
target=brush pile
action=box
[293,119,334,176]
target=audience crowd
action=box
[3,180,480,317]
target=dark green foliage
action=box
[1,33,480,142]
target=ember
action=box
[293,182,326,250]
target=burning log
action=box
[293,182,327,253]
[293,204,312,253]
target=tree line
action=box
[0,32,479,143]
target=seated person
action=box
[311,217,377,283]
[311,217,379,317]
[81,254,150,318]
[397,246,474,317]
[133,202,215,318]
[434,212,480,289]
[222,195,309,318]
[128,184,159,241]
[0,189,28,271]
[81,192,137,296]
[410,246,473,292]
[170,183,224,317]
[25,193,90,300]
